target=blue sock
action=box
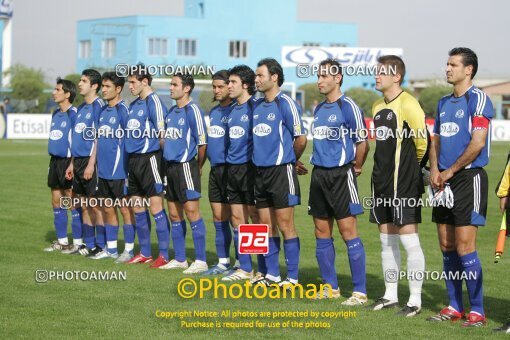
[71,208,82,242]
[123,224,135,255]
[214,221,231,259]
[232,225,239,261]
[190,218,206,262]
[105,224,118,254]
[257,254,267,275]
[95,225,106,249]
[316,238,338,289]
[83,224,95,248]
[346,237,366,294]
[443,251,464,312]
[264,237,281,279]
[460,251,484,316]
[53,208,68,239]
[233,228,252,272]
[145,210,152,231]
[153,210,170,260]
[284,237,300,281]
[171,220,187,262]
[135,212,151,257]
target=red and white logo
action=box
[238,224,269,254]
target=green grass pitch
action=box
[0,139,508,339]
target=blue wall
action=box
[77,0,373,90]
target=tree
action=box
[4,64,50,112]
[344,87,380,116]
[298,83,322,115]
[418,85,452,117]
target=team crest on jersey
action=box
[387,112,393,120]
[60,121,67,128]
[455,109,464,118]
[241,114,249,122]
[109,117,116,124]
[440,111,446,117]
[267,113,276,121]
[137,110,144,117]
[178,118,185,126]
[85,112,92,120]
[221,116,229,124]
[328,114,337,122]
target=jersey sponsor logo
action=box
[241,114,249,122]
[49,130,63,140]
[208,125,226,138]
[137,110,144,117]
[375,126,392,141]
[165,127,183,140]
[74,122,86,133]
[455,109,464,118]
[178,118,185,126]
[229,126,245,139]
[328,114,337,122]
[313,126,329,140]
[440,122,460,137]
[253,123,272,136]
[126,119,141,129]
[267,113,276,121]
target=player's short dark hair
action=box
[174,72,195,94]
[56,77,77,103]
[81,69,102,93]
[212,69,230,84]
[102,72,125,90]
[319,58,343,87]
[257,58,284,87]
[229,65,256,95]
[449,47,478,79]
[128,64,152,85]
[377,55,406,85]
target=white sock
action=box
[107,241,117,252]
[380,233,400,302]
[218,257,230,265]
[73,238,83,246]
[124,243,134,252]
[400,233,425,308]
[265,274,281,282]
[58,237,69,245]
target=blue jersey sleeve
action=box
[342,97,366,143]
[280,95,305,137]
[148,94,166,132]
[117,103,130,129]
[92,99,104,128]
[187,103,207,145]
[469,89,494,120]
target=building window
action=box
[229,40,247,58]
[148,38,168,56]
[177,39,197,57]
[330,43,347,47]
[79,40,91,59]
[102,38,116,58]
[303,42,320,47]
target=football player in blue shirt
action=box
[92,72,135,261]
[428,48,493,327]
[251,58,307,287]
[44,78,77,252]
[66,69,105,257]
[159,73,209,274]
[309,59,369,303]
[201,70,237,275]
[124,65,170,267]
[221,65,267,281]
